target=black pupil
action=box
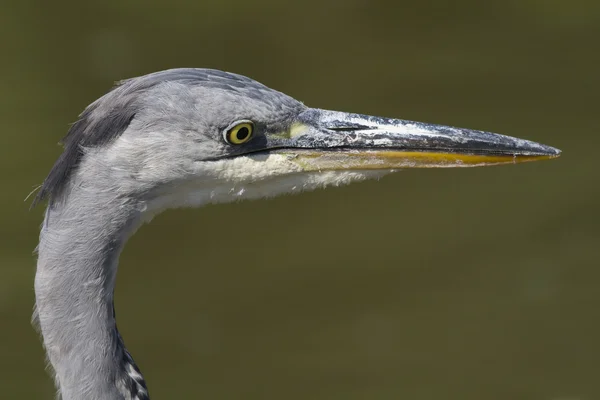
[236,127,249,141]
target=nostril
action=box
[328,124,370,132]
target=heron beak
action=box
[274,108,561,170]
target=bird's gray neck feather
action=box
[35,182,149,400]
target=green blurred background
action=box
[2,0,599,398]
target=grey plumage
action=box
[33,68,559,400]
[34,68,303,207]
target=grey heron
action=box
[33,68,560,400]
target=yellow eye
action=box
[224,122,254,145]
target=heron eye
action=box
[224,122,254,145]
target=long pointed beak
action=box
[272,108,560,170]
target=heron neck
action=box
[34,190,149,400]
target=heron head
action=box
[36,68,560,212]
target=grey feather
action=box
[34,68,308,400]
[33,66,560,399]
[33,68,300,207]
